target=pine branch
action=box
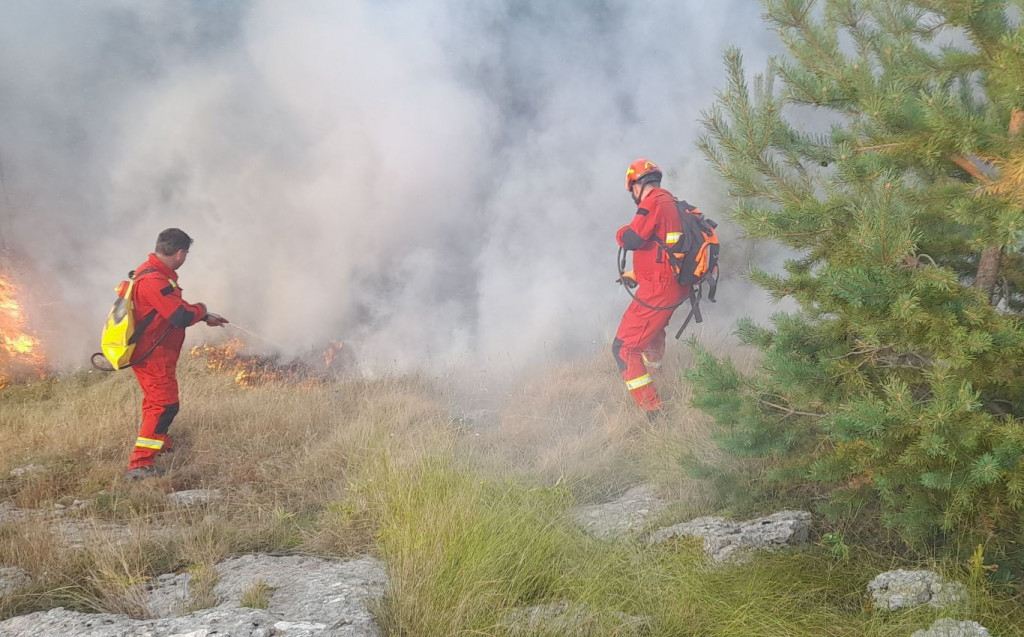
[951,154,994,184]
[759,397,828,419]
[857,142,910,153]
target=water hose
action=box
[90,326,172,372]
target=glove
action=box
[616,271,638,289]
[203,312,229,327]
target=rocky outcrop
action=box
[649,510,811,563]
[0,555,388,637]
[867,570,966,611]
[0,607,280,637]
[911,618,991,637]
[573,484,668,540]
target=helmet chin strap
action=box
[630,183,646,205]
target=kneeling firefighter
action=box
[612,159,691,418]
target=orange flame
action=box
[189,338,277,388]
[0,274,45,388]
[189,337,345,388]
[324,339,344,368]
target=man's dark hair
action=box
[155,228,193,255]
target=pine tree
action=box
[691,0,1024,563]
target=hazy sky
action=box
[0,0,781,372]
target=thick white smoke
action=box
[0,0,781,373]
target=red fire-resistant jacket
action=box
[130,254,207,366]
[615,187,684,282]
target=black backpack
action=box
[658,201,721,338]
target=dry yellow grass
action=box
[3,346,1023,635]
[0,354,460,618]
[0,344,721,620]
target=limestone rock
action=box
[145,571,194,618]
[0,501,25,524]
[167,489,222,507]
[0,555,388,637]
[211,554,386,632]
[911,618,991,637]
[573,484,668,540]
[867,570,966,611]
[649,510,811,562]
[0,606,277,637]
[9,464,43,478]
[0,566,31,597]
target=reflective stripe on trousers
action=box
[625,374,652,390]
[134,437,164,450]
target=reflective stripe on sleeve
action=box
[135,437,164,450]
[625,374,652,390]
[666,232,682,244]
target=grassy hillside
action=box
[1,349,1022,635]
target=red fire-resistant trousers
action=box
[613,276,690,413]
[128,351,181,470]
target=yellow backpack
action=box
[94,268,160,370]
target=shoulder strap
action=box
[126,267,160,342]
[126,267,162,305]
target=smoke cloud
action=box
[0,0,782,374]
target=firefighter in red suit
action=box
[613,159,691,418]
[124,228,228,480]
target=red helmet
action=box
[625,158,662,191]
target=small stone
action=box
[166,489,222,507]
[9,465,43,478]
[867,570,967,611]
[53,503,65,510]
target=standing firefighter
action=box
[123,229,228,480]
[613,159,691,418]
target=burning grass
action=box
[0,274,45,388]
[188,337,348,388]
